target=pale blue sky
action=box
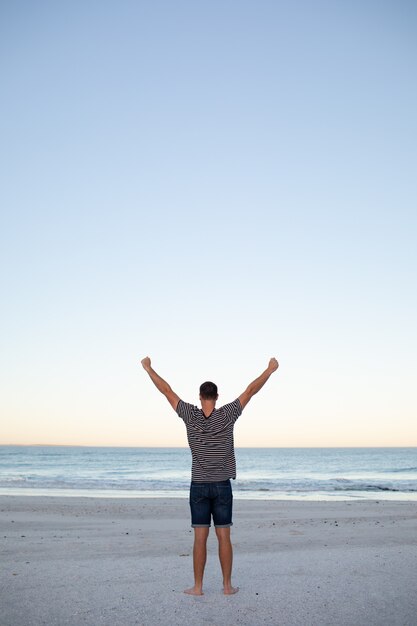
[1,1,416,446]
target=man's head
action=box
[199,381,218,401]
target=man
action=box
[141,356,279,596]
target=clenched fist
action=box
[268,357,279,373]
[141,356,151,371]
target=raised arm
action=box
[141,357,180,411]
[238,358,279,410]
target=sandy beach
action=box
[1,496,416,626]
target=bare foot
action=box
[223,586,239,595]
[184,586,204,596]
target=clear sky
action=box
[1,1,416,447]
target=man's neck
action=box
[200,399,216,418]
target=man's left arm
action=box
[141,357,180,411]
[238,357,279,410]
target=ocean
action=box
[1,446,416,501]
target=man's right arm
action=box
[238,358,279,410]
[141,357,180,411]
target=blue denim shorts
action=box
[189,479,233,528]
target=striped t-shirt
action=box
[177,399,242,482]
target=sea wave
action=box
[1,475,417,494]
[383,467,417,473]
[235,477,417,493]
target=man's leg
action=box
[184,527,210,595]
[215,527,239,595]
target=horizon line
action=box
[1,444,416,449]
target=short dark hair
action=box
[199,381,218,400]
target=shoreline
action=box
[2,496,417,625]
[2,488,417,501]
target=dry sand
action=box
[1,496,416,626]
